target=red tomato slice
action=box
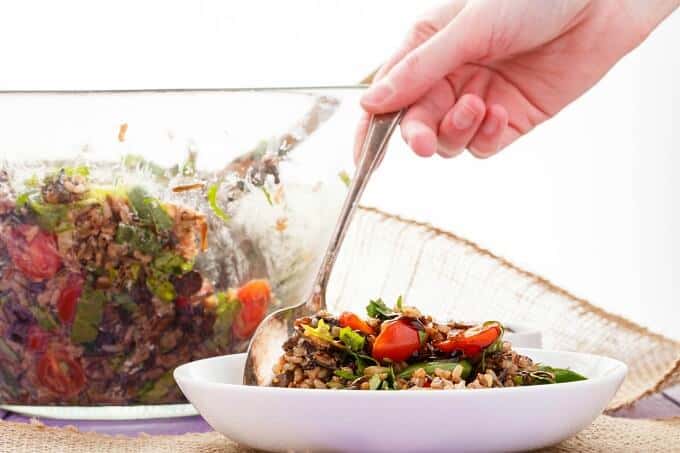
[26,325,49,352]
[5,225,61,281]
[371,318,421,362]
[434,323,502,357]
[339,311,374,335]
[232,279,271,340]
[57,273,84,324]
[37,348,86,397]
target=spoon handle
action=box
[308,110,404,311]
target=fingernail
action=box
[482,116,498,135]
[361,81,393,106]
[452,106,476,130]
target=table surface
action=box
[2,386,679,437]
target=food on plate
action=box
[271,298,586,390]
[0,166,273,404]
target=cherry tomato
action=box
[5,225,61,281]
[26,325,49,352]
[371,318,421,362]
[37,348,86,397]
[435,323,502,357]
[339,311,374,335]
[57,273,84,324]
[232,279,271,340]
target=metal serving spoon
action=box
[243,110,404,385]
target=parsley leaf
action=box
[366,298,398,320]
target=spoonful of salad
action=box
[243,111,404,385]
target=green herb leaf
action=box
[18,192,70,232]
[71,288,106,344]
[302,319,335,343]
[153,252,193,275]
[396,295,404,311]
[366,298,397,320]
[334,369,356,380]
[127,186,173,232]
[115,224,162,256]
[339,326,365,352]
[207,183,230,223]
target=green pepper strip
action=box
[397,359,472,380]
[538,366,587,383]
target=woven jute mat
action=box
[1,208,679,451]
[0,416,679,453]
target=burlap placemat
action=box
[1,208,678,451]
[1,416,679,452]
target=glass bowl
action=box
[0,87,363,418]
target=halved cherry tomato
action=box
[5,225,61,281]
[57,273,84,324]
[371,318,421,362]
[232,279,271,340]
[339,311,374,335]
[37,348,86,397]
[434,323,502,357]
[26,325,49,352]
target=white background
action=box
[0,0,678,338]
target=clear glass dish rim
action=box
[0,85,368,95]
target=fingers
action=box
[437,94,486,158]
[468,104,509,158]
[361,5,481,114]
[400,80,455,157]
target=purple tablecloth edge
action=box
[3,413,212,436]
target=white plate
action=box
[0,403,197,420]
[175,349,627,453]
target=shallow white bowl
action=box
[175,349,626,453]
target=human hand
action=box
[355,0,677,161]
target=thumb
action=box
[361,8,482,114]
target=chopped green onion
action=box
[302,319,335,343]
[339,326,365,352]
[207,183,230,222]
